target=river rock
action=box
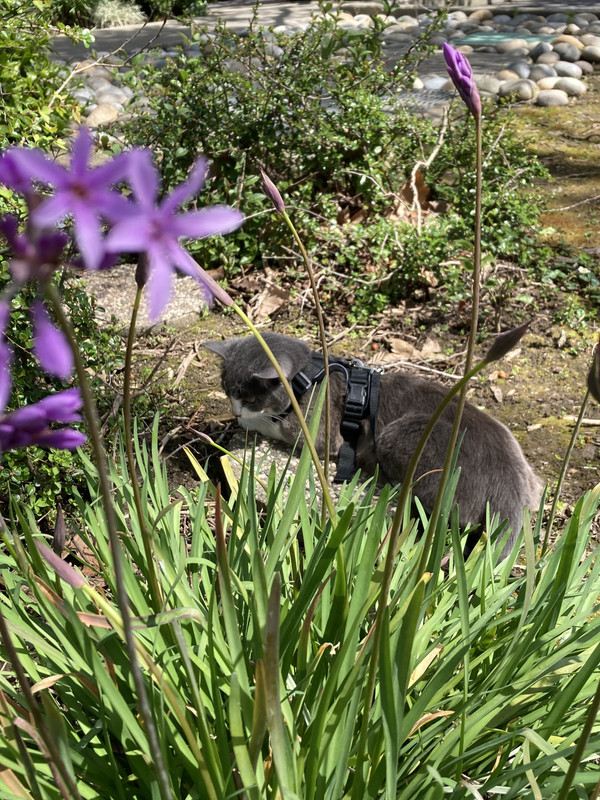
[85,103,120,127]
[536,51,560,65]
[575,13,598,25]
[495,69,520,82]
[554,77,587,96]
[498,79,537,100]
[496,38,529,54]
[553,42,583,62]
[536,89,569,106]
[580,34,600,47]
[507,61,531,79]
[581,45,600,63]
[468,8,492,22]
[576,60,594,75]
[547,13,568,24]
[554,61,583,78]
[476,75,502,94]
[529,64,557,81]
[529,41,553,60]
[536,77,559,89]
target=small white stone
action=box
[554,77,588,96]
[536,89,569,106]
[536,76,560,89]
[582,45,600,63]
[554,61,583,78]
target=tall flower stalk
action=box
[260,168,333,484]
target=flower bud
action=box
[260,168,285,213]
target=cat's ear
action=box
[254,355,295,381]
[203,340,235,359]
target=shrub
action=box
[122,8,548,321]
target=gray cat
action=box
[205,333,543,558]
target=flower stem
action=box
[541,388,590,556]
[122,280,163,611]
[229,303,336,523]
[280,209,331,477]
[45,282,174,800]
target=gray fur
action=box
[205,333,543,558]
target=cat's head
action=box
[204,333,311,421]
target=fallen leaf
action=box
[420,337,441,357]
[251,284,290,322]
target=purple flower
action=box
[0,215,68,284]
[32,301,73,380]
[104,152,244,321]
[0,150,35,196]
[260,168,286,213]
[0,388,86,454]
[7,127,133,270]
[443,43,481,119]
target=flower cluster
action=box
[0,126,244,457]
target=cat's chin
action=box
[238,414,287,442]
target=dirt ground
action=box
[89,76,600,541]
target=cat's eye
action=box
[245,396,257,405]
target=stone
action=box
[529,41,553,60]
[495,69,520,82]
[565,24,582,35]
[476,75,502,94]
[553,34,584,49]
[576,60,594,75]
[536,77,559,89]
[547,13,568,24]
[581,45,600,63]
[536,89,569,106]
[352,14,375,27]
[468,8,492,22]
[552,42,583,62]
[492,15,512,26]
[423,75,449,91]
[536,51,560,65]
[87,76,113,92]
[554,77,588,96]
[575,13,599,25]
[456,44,474,54]
[496,38,529,54]
[340,1,383,16]
[498,79,537,100]
[96,88,130,105]
[412,77,424,90]
[529,64,557,81]
[554,61,583,78]
[507,61,531,79]
[581,34,600,47]
[85,103,120,127]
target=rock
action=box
[536,89,569,106]
[581,45,600,63]
[476,75,502,94]
[536,77,559,89]
[529,64,557,81]
[85,103,120,127]
[423,75,449,91]
[456,44,474,54]
[507,61,531,79]
[581,34,600,47]
[554,61,583,78]
[496,38,529,54]
[96,88,130,105]
[536,51,560,65]
[492,15,512,26]
[576,60,594,75]
[553,34,585,49]
[352,14,375,27]
[575,13,598,25]
[468,8,492,22]
[554,77,588,96]
[495,69,520,82]
[498,79,537,100]
[340,1,383,16]
[412,77,424,89]
[552,42,583,62]
[87,76,113,92]
[529,41,553,60]
[547,13,568,24]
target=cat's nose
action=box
[231,398,243,417]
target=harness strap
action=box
[291,352,379,483]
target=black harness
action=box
[290,353,381,483]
